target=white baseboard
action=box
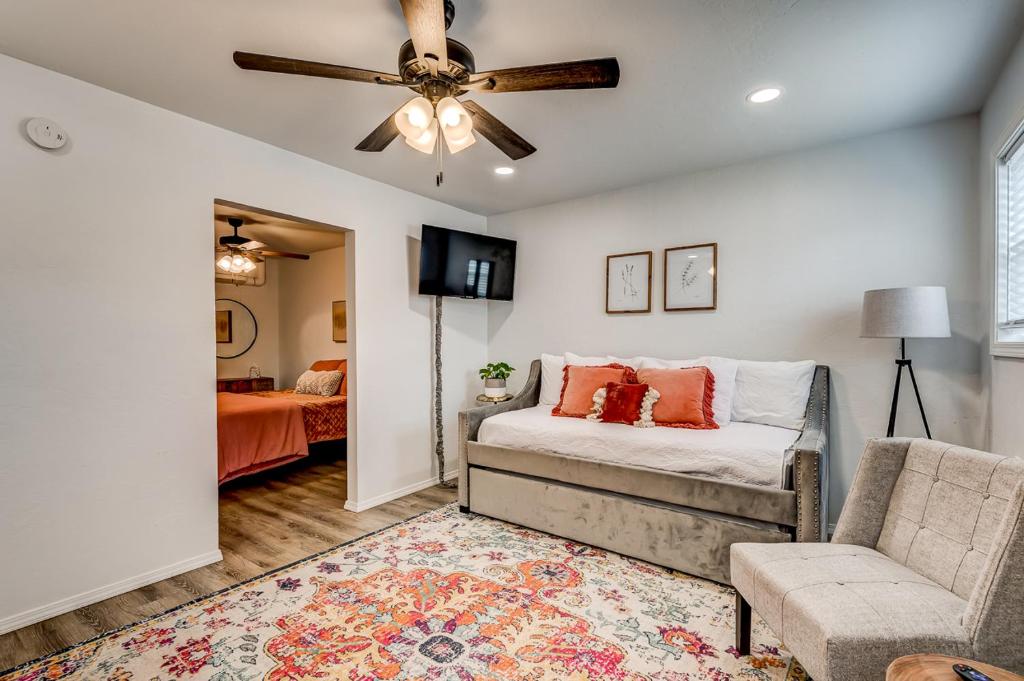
[344,470,458,513]
[0,549,223,636]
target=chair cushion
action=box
[731,542,972,681]
[875,439,1024,599]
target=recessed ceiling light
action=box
[747,87,782,104]
[494,166,515,175]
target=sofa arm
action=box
[458,359,541,507]
[791,365,830,542]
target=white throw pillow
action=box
[295,370,344,397]
[539,353,566,405]
[564,352,609,366]
[607,355,642,369]
[730,359,816,430]
[637,355,738,426]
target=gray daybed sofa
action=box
[458,359,830,584]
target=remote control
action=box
[953,664,995,681]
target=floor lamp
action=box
[861,287,950,438]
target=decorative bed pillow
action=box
[309,359,348,395]
[637,366,718,429]
[638,355,738,426]
[295,370,344,397]
[730,359,815,430]
[552,363,637,417]
[587,382,659,427]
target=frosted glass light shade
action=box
[395,97,434,140]
[861,286,951,338]
[443,128,476,153]
[404,118,438,154]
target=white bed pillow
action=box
[730,359,816,430]
[607,355,642,369]
[637,355,738,426]
[539,353,566,405]
[564,352,609,366]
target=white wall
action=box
[0,54,485,632]
[980,33,1024,456]
[215,259,280,380]
[487,117,983,524]
[279,245,347,388]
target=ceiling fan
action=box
[233,0,620,183]
[216,216,309,276]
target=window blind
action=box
[1002,131,1024,327]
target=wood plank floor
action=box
[0,451,457,671]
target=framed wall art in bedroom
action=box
[664,242,717,311]
[606,251,652,314]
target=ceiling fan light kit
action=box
[232,0,619,185]
[216,216,310,283]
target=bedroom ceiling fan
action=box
[216,216,309,275]
[232,0,620,184]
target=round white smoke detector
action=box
[26,118,68,150]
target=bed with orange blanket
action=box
[217,392,309,484]
[248,390,348,443]
[217,359,349,484]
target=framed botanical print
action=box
[664,242,717,311]
[332,300,347,342]
[215,310,233,343]
[606,251,652,313]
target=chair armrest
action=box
[791,365,830,542]
[457,359,541,507]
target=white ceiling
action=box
[2,1,1022,215]
[213,202,347,254]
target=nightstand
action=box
[217,377,275,393]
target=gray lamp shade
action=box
[861,286,951,338]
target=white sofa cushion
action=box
[539,353,566,405]
[731,359,816,430]
[637,356,739,427]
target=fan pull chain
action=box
[435,136,444,186]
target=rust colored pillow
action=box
[637,366,717,429]
[309,360,347,395]
[552,364,637,417]
[596,382,650,425]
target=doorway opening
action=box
[212,199,352,552]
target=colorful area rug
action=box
[2,505,806,681]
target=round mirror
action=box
[215,298,258,359]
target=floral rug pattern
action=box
[2,505,806,681]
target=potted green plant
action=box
[479,362,515,398]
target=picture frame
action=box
[606,251,652,314]
[332,300,347,342]
[664,242,717,311]
[215,309,233,343]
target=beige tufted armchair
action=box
[730,438,1024,681]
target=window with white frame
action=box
[996,122,1024,351]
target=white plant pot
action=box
[484,378,507,398]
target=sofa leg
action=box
[735,592,751,656]
[458,505,470,514]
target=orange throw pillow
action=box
[552,364,637,417]
[637,366,718,429]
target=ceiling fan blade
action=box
[255,250,310,260]
[461,100,536,160]
[399,0,448,75]
[355,103,404,152]
[465,57,620,93]
[233,51,404,85]
[240,240,266,251]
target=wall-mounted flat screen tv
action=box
[418,225,517,301]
